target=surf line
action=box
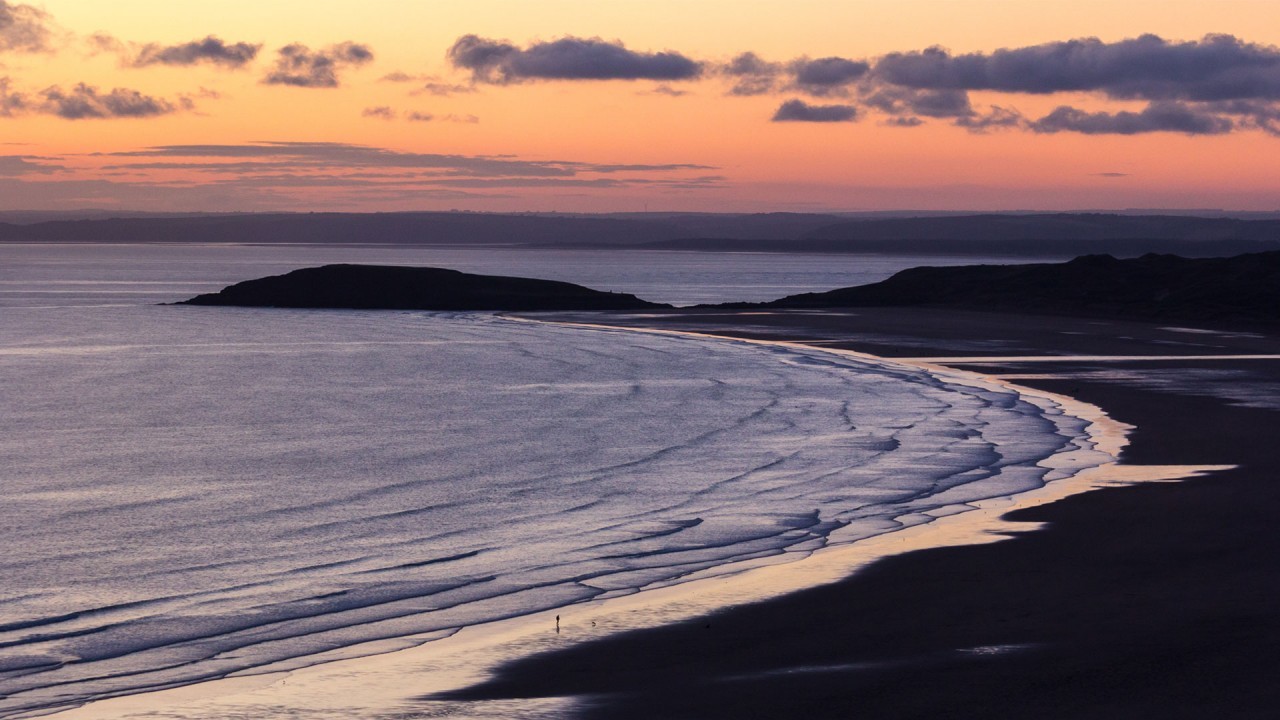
[46,314,1233,720]
[507,312,1231,523]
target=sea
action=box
[0,243,1100,718]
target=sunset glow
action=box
[4,0,1280,211]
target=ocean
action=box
[0,243,1101,717]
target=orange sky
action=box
[2,0,1279,212]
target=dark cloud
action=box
[48,141,717,210]
[953,105,1023,131]
[0,75,25,115]
[362,106,396,120]
[789,56,870,96]
[721,51,781,96]
[104,142,713,177]
[39,84,178,119]
[579,162,712,172]
[448,34,701,83]
[131,36,261,68]
[407,111,433,122]
[427,175,724,189]
[263,42,373,88]
[0,154,62,175]
[771,99,858,122]
[863,86,973,118]
[1093,172,1130,177]
[883,116,924,127]
[379,71,415,82]
[0,0,51,53]
[873,34,1280,102]
[1030,102,1234,135]
[1205,99,1280,135]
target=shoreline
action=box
[441,308,1280,718]
[36,310,1219,720]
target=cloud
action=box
[788,56,869,96]
[0,75,25,115]
[263,42,373,88]
[38,83,178,119]
[86,32,125,55]
[835,34,1280,135]
[872,34,1280,102]
[1205,99,1280,135]
[36,141,718,210]
[721,52,781,96]
[884,116,924,127]
[131,36,260,68]
[448,35,701,83]
[953,105,1023,131]
[863,86,973,118]
[0,154,62,175]
[403,111,479,123]
[366,32,1280,138]
[0,0,52,53]
[104,142,714,177]
[771,99,858,122]
[380,72,475,96]
[362,106,396,120]
[1093,172,1130,177]
[415,81,475,96]
[644,84,687,97]
[1030,102,1234,135]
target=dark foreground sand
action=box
[442,308,1280,719]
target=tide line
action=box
[43,318,1232,720]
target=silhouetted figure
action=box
[555,615,560,634]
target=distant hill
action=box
[715,252,1280,328]
[0,212,678,246]
[178,264,666,312]
[640,213,1280,256]
[792,213,1280,256]
[3,211,1279,257]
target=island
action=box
[177,264,667,312]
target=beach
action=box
[442,307,1280,718]
[10,263,1278,718]
[4,241,1122,719]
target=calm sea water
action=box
[0,243,1055,307]
[0,244,1098,717]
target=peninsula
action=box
[713,251,1280,328]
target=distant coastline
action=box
[6,211,1280,258]
[178,251,1280,328]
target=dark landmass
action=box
[177,264,664,311]
[0,212,674,247]
[439,308,1280,719]
[3,211,1280,257]
[714,251,1280,328]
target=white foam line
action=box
[42,317,1234,720]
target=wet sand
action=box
[447,308,1280,718]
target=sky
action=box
[2,0,1280,213]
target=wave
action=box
[0,311,1108,718]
